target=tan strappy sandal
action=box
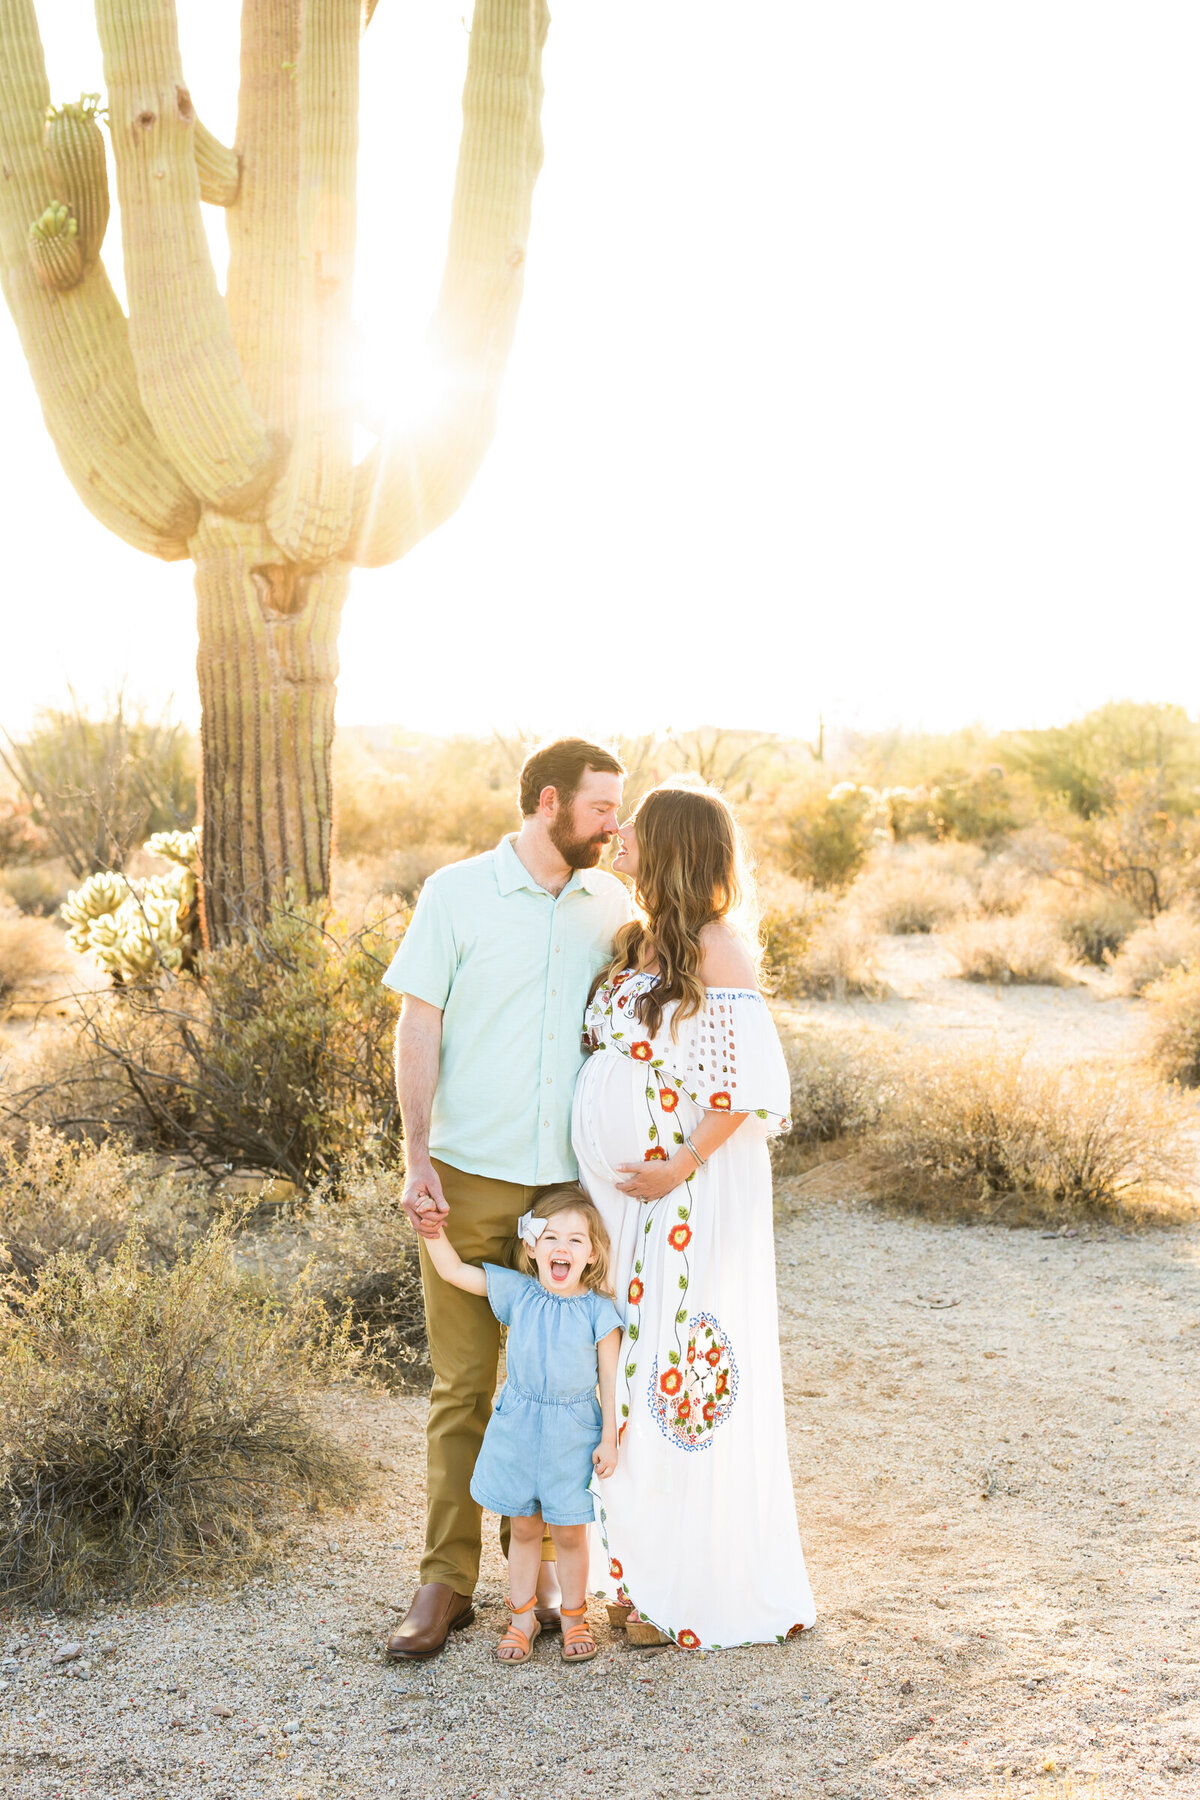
[560,1602,598,1664]
[494,1594,541,1665]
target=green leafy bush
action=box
[783,783,877,888]
[8,901,407,1185]
[0,1218,362,1606]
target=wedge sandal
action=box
[560,1602,598,1664]
[493,1594,542,1665]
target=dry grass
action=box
[870,1046,1195,1226]
[944,913,1076,985]
[851,847,975,935]
[0,1128,210,1283]
[259,1161,428,1384]
[971,853,1035,916]
[0,905,66,1012]
[1108,905,1200,995]
[0,1215,364,1608]
[775,1025,896,1170]
[761,877,887,1000]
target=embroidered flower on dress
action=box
[710,1090,732,1110]
[659,1367,683,1397]
[677,1629,701,1649]
[677,1398,692,1421]
[686,1344,696,1364]
[644,1146,669,1162]
[706,1345,722,1367]
[658,1087,679,1112]
[631,1041,653,1061]
[609,1558,623,1580]
[667,1222,692,1251]
[786,1623,806,1638]
[703,1398,716,1423]
[715,1369,729,1398]
[628,1277,644,1305]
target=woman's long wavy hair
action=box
[599,782,762,1038]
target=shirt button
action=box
[551,989,557,997]
[555,946,561,954]
[543,1120,549,1129]
[548,1033,555,1041]
[546,1077,553,1084]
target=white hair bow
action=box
[517,1210,547,1250]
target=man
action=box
[381,737,631,1659]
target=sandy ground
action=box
[1,940,1198,1799]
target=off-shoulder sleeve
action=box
[483,1262,531,1326]
[676,990,792,1136]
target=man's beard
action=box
[549,811,612,870]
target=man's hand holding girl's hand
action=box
[592,1435,619,1479]
[403,1161,450,1239]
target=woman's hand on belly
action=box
[615,1150,695,1201]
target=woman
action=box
[572,782,816,1650]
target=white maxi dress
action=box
[572,969,816,1650]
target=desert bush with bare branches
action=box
[1032,881,1139,966]
[6,901,407,1184]
[872,1048,1193,1225]
[1144,966,1200,1087]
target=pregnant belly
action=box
[573,1048,700,1184]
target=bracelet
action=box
[683,1135,707,1170]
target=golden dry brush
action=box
[0,0,549,939]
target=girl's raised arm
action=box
[422,1224,488,1297]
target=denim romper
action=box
[470,1265,623,1527]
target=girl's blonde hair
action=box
[514,1184,613,1296]
[599,780,762,1038]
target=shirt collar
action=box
[494,834,606,898]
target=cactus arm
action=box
[95,0,275,514]
[352,0,548,569]
[0,0,198,557]
[265,0,359,562]
[224,0,302,442]
[45,96,109,270]
[193,117,240,206]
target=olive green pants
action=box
[418,1159,555,1596]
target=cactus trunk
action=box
[192,513,347,941]
[1,0,549,939]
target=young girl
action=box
[421,1184,623,1665]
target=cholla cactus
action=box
[62,829,199,981]
[0,1,549,941]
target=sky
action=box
[2,1,1199,745]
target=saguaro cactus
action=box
[0,0,548,939]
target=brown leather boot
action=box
[385,1583,475,1660]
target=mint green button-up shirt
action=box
[381,836,632,1185]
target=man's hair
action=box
[518,737,624,817]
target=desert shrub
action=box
[61,829,199,982]
[0,859,74,916]
[925,765,1017,844]
[1145,966,1200,1086]
[1008,701,1200,820]
[972,856,1034,916]
[1,695,196,878]
[0,907,65,1012]
[777,1026,896,1160]
[1032,881,1139,966]
[7,901,407,1185]
[760,875,825,993]
[0,794,50,866]
[333,734,515,861]
[1016,775,1200,918]
[873,1048,1193,1225]
[0,1129,208,1283]
[944,915,1074,986]
[334,843,467,912]
[851,848,975,934]
[260,1163,428,1383]
[1108,907,1200,996]
[794,905,887,999]
[0,1218,362,1606]
[783,783,877,888]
